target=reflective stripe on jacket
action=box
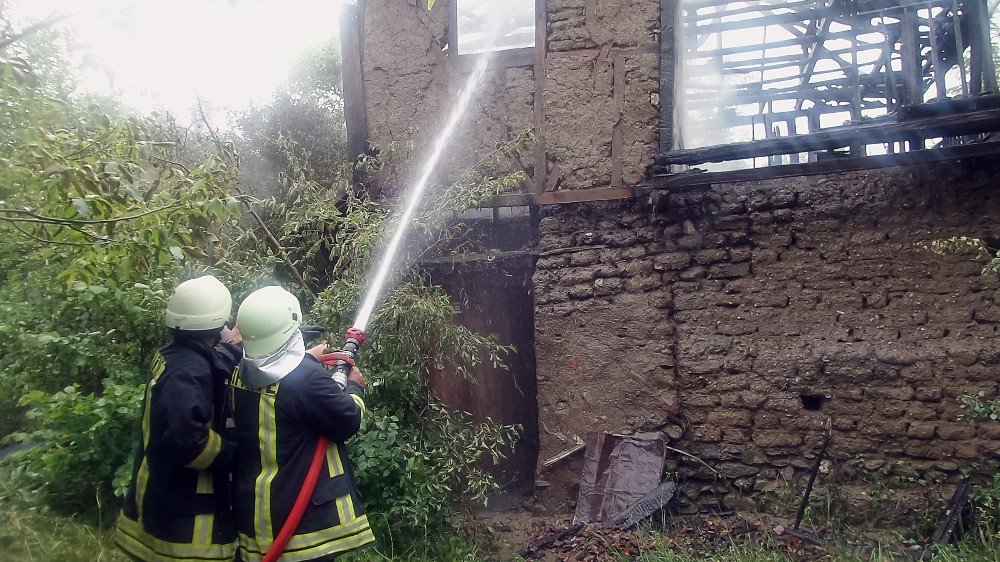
[231,355,374,561]
[116,338,241,561]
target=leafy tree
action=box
[229,39,347,199]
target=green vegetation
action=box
[0,5,526,553]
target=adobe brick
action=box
[903,441,955,460]
[568,249,602,266]
[905,402,939,421]
[679,266,707,281]
[914,387,943,402]
[730,247,753,263]
[753,430,802,447]
[708,263,752,280]
[708,409,753,428]
[936,423,976,441]
[906,422,936,440]
[976,424,1000,440]
[695,249,729,265]
[860,420,907,438]
[864,386,915,401]
[653,252,691,271]
[952,441,982,459]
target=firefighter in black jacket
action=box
[232,285,374,561]
[116,275,242,561]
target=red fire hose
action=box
[262,437,328,562]
[261,329,365,562]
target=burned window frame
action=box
[448,0,537,67]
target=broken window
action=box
[667,0,1000,171]
[452,0,535,56]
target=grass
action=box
[0,512,998,562]
[0,507,126,562]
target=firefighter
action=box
[116,275,242,561]
[231,285,374,561]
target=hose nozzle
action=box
[319,328,366,388]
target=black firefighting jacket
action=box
[231,354,374,561]
[116,338,241,561]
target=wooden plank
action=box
[970,0,985,94]
[952,0,970,96]
[611,54,625,187]
[647,141,1000,190]
[901,7,923,105]
[685,25,890,60]
[533,0,548,194]
[694,8,832,36]
[898,92,1000,118]
[484,142,1000,207]
[490,186,634,207]
[928,7,949,100]
[544,163,561,191]
[685,0,815,22]
[974,0,999,92]
[340,0,368,173]
[654,107,1000,165]
[660,0,679,154]
[546,44,658,59]
[796,4,834,112]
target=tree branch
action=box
[5,221,93,247]
[0,204,178,225]
[148,154,191,174]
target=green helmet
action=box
[164,275,232,331]
[237,286,302,358]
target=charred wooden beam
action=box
[486,143,1000,207]
[900,6,923,105]
[661,0,680,154]
[647,140,1000,187]
[533,0,547,194]
[686,24,891,60]
[969,0,999,93]
[654,107,1000,165]
[683,0,816,21]
[694,8,833,35]
[340,0,368,182]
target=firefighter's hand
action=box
[348,366,366,388]
[306,343,330,361]
[221,325,242,344]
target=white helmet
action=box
[164,275,233,331]
[237,286,302,358]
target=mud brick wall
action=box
[361,0,533,193]
[360,0,660,193]
[533,158,1000,515]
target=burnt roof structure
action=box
[657,0,1000,174]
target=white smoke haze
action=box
[4,0,344,119]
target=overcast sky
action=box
[5,0,344,117]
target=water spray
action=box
[323,45,496,386]
[353,51,496,333]
[263,36,497,562]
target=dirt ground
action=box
[470,508,921,562]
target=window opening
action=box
[455,0,535,55]
[670,0,1000,171]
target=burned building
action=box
[340,0,1000,517]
